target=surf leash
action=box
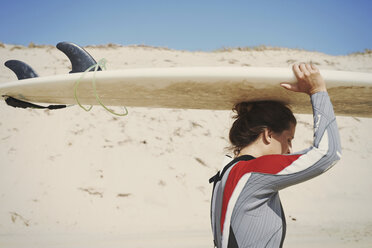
[74,58,129,117]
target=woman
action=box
[209,64,342,248]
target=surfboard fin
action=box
[3,96,67,110]
[4,60,39,80]
[3,60,66,110]
[56,42,102,73]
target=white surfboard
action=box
[1,67,371,117]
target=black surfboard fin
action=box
[56,41,101,73]
[3,96,67,110]
[3,60,66,110]
[4,60,39,80]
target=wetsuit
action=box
[209,92,342,248]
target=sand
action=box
[0,44,372,247]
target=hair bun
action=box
[233,102,254,118]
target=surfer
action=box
[209,63,342,248]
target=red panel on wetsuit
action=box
[220,154,302,233]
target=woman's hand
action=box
[280,63,327,95]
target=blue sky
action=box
[1,0,371,55]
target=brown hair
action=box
[229,101,296,156]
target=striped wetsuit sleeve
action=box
[262,91,342,190]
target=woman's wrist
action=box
[309,87,327,96]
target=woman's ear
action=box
[263,128,272,144]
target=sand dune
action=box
[0,44,371,247]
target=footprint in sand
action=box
[10,212,30,226]
[78,187,103,198]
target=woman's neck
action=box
[237,146,265,158]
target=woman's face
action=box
[271,123,296,154]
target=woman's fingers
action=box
[293,63,318,77]
[299,63,307,71]
[305,64,313,72]
[280,82,299,92]
[299,63,310,76]
[281,64,303,92]
[286,63,326,95]
[292,64,303,79]
[310,63,319,72]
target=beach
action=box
[0,43,372,247]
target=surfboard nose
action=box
[56,41,102,73]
